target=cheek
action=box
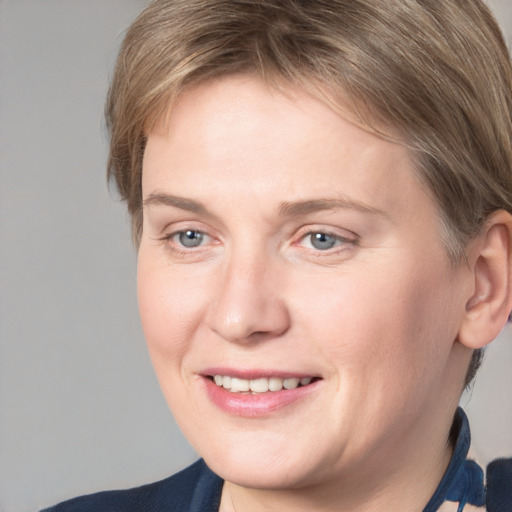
[293,260,459,395]
[137,255,205,368]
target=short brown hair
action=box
[105,0,512,386]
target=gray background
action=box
[1,1,511,511]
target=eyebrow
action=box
[143,192,388,218]
[278,198,388,218]
[143,193,209,215]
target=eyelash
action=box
[159,229,213,255]
[295,229,357,254]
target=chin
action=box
[195,430,331,490]
[206,454,316,490]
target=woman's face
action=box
[138,75,470,490]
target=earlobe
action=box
[458,210,512,349]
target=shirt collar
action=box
[423,407,485,511]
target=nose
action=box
[205,251,290,344]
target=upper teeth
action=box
[213,375,313,393]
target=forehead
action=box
[150,75,401,150]
[143,75,428,220]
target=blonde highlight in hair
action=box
[106,0,512,383]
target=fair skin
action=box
[138,75,512,511]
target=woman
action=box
[44,0,512,510]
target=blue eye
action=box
[309,232,339,250]
[176,230,205,248]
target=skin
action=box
[137,74,499,511]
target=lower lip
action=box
[202,377,321,417]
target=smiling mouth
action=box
[209,375,320,394]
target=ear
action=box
[458,210,512,349]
